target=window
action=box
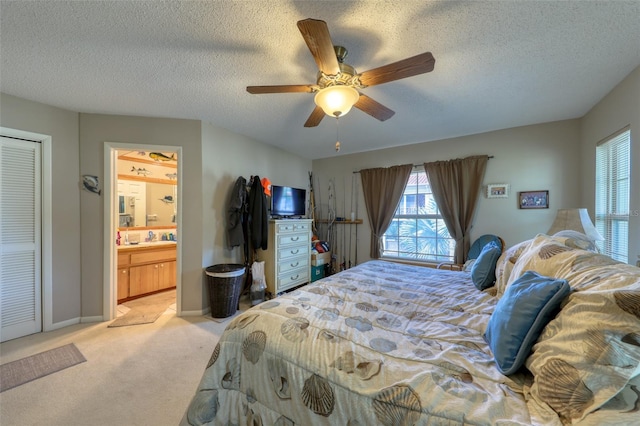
[382,169,455,262]
[595,128,630,263]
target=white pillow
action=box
[462,259,476,272]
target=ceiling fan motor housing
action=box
[316,62,362,90]
[334,45,348,62]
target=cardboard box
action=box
[311,251,331,266]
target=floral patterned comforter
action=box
[182,260,539,425]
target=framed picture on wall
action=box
[487,183,509,198]
[518,190,549,209]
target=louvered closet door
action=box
[0,136,42,342]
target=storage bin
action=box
[205,264,245,318]
[311,264,324,282]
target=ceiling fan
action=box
[246,18,436,127]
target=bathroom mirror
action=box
[118,180,177,227]
[116,149,178,228]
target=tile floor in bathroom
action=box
[116,292,177,317]
[115,290,252,318]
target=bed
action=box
[182,234,640,425]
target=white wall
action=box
[1,62,635,324]
[312,119,582,263]
[80,116,312,314]
[79,113,204,314]
[201,122,312,274]
[580,65,640,264]
[0,93,81,324]
[0,95,313,320]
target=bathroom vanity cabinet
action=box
[117,243,176,302]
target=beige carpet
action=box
[109,290,176,327]
[0,343,86,392]
[0,300,245,426]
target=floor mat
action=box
[109,290,175,327]
[0,343,86,392]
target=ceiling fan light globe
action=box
[314,85,359,117]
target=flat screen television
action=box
[270,185,306,218]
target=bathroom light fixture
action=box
[314,85,359,118]
[547,208,603,241]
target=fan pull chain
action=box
[335,115,341,152]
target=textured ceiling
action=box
[1,1,639,160]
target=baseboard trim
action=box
[46,315,103,332]
[180,307,210,316]
[48,317,80,331]
[80,316,105,324]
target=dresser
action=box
[259,219,312,296]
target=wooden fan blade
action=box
[297,19,340,76]
[354,94,395,121]
[304,106,326,127]
[247,85,315,94]
[358,52,435,87]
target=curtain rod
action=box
[352,156,494,173]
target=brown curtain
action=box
[424,155,488,263]
[360,164,413,258]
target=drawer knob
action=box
[291,236,300,241]
[122,270,127,274]
[290,261,299,267]
[290,274,299,281]
[291,249,299,254]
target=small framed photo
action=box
[518,190,549,209]
[487,183,509,198]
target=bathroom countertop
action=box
[117,241,176,250]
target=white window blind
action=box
[595,128,630,263]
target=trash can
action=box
[205,264,246,318]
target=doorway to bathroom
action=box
[103,142,182,321]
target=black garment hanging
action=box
[227,176,247,249]
[248,175,268,250]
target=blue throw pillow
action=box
[470,241,502,290]
[484,271,570,375]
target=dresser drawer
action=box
[276,222,297,233]
[278,245,308,260]
[278,255,309,275]
[293,221,310,232]
[276,221,311,233]
[277,232,307,247]
[277,266,309,291]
